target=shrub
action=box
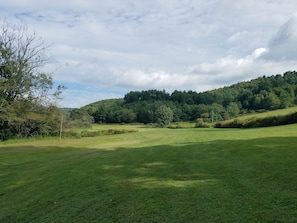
[195,118,211,128]
[62,130,81,138]
[215,119,244,128]
[62,129,138,138]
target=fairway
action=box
[1,124,297,222]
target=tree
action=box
[0,21,63,139]
[262,92,281,110]
[226,102,240,118]
[69,109,94,127]
[115,108,136,123]
[155,105,173,127]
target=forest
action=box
[72,71,297,126]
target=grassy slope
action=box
[216,106,297,128]
[236,106,297,120]
[1,124,297,222]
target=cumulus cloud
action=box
[173,46,294,91]
[109,69,189,89]
[85,46,287,95]
[1,0,297,107]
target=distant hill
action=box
[74,71,297,125]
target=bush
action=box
[62,129,138,138]
[215,119,245,128]
[195,118,211,128]
[168,123,187,129]
[62,130,81,138]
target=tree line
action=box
[75,71,297,126]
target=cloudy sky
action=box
[1,0,297,107]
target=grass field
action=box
[1,124,297,222]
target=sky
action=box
[1,0,297,108]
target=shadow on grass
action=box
[1,136,297,222]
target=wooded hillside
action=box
[75,71,297,125]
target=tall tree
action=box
[155,105,173,127]
[0,21,63,139]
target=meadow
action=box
[1,123,297,222]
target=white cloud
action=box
[109,69,189,89]
[1,0,297,107]
[176,47,294,90]
[260,14,297,61]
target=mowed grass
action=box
[1,124,297,222]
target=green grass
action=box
[216,106,297,128]
[1,124,297,222]
[237,106,297,120]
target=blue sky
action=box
[1,0,297,107]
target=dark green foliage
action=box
[0,119,12,141]
[67,109,94,128]
[124,89,170,102]
[0,22,63,140]
[0,103,61,140]
[115,108,137,123]
[75,71,297,125]
[155,105,173,127]
[85,99,125,123]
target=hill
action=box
[71,71,297,126]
